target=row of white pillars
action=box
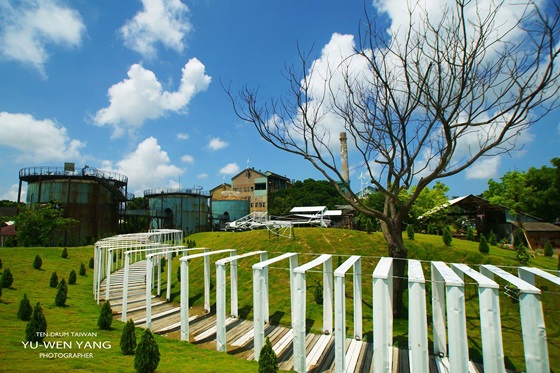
[215,251,268,352]
[168,249,555,373]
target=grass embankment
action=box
[0,246,260,373]
[159,228,559,372]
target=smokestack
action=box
[340,132,349,184]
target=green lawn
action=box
[0,246,260,373]
[1,229,558,372]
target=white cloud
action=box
[0,183,24,202]
[465,157,501,179]
[181,154,194,163]
[120,0,191,58]
[0,0,85,76]
[197,173,208,179]
[219,163,239,175]
[207,137,229,151]
[105,137,183,195]
[177,132,189,140]
[93,58,211,137]
[0,112,85,162]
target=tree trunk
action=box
[380,219,407,318]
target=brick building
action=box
[229,168,291,213]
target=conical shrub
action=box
[61,247,68,259]
[97,301,113,330]
[32,255,42,270]
[25,302,47,342]
[88,257,94,269]
[258,337,278,373]
[134,329,160,373]
[1,267,14,288]
[407,225,415,240]
[17,293,33,321]
[544,241,554,257]
[68,270,77,285]
[55,279,68,306]
[120,319,137,355]
[442,226,453,246]
[49,271,58,288]
[79,263,86,276]
[478,235,490,254]
[488,230,497,246]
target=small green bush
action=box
[88,257,94,269]
[478,235,490,254]
[134,329,160,373]
[258,336,279,373]
[366,219,373,234]
[1,268,14,288]
[49,271,58,288]
[32,255,42,270]
[516,243,530,264]
[17,293,33,321]
[544,241,554,257]
[25,302,47,342]
[313,280,323,305]
[442,226,452,246]
[55,279,68,306]
[488,230,497,246]
[79,263,86,276]
[466,227,475,241]
[407,225,415,240]
[61,247,68,259]
[68,270,77,285]
[98,301,113,330]
[120,319,137,355]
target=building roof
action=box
[210,183,232,193]
[231,168,268,180]
[513,221,560,232]
[0,223,16,236]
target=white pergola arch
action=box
[215,251,268,352]
[333,255,362,373]
[481,264,549,373]
[179,249,236,341]
[292,254,333,373]
[252,252,299,360]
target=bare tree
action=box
[227,0,560,314]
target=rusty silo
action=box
[18,163,128,245]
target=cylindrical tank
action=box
[24,175,123,245]
[145,188,211,235]
[212,200,250,223]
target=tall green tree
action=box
[14,202,78,247]
[484,171,533,229]
[268,179,346,216]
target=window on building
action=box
[255,182,266,190]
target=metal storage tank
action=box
[144,187,211,235]
[19,165,128,246]
[212,199,250,225]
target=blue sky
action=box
[0,0,558,202]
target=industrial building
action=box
[18,164,129,246]
[144,187,211,234]
[229,168,291,213]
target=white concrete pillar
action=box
[216,262,227,352]
[372,257,393,373]
[452,263,504,373]
[432,261,468,373]
[180,258,189,341]
[481,265,549,373]
[408,260,429,373]
[293,270,307,373]
[145,256,153,330]
[122,252,131,322]
[105,249,112,301]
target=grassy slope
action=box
[164,228,559,372]
[1,229,558,372]
[0,246,259,373]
